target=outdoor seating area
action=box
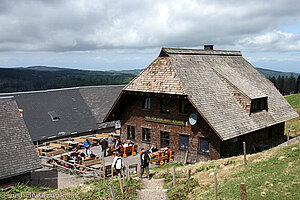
[36,132,141,178]
[149,148,174,165]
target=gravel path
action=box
[137,178,169,200]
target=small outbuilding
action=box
[104,46,299,162]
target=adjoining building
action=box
[0,98,42,185]
[104,46,299,163]
[0,85,123,143]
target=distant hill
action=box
[256,67,299,78]
[0,66,135,93]
[107,69,143,76]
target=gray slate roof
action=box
[0,98,41,179]
[0,85,123,141]
[119,48,299,141]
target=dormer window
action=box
[250,97,268,113]
[48,111,60,121]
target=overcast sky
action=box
[0,0,300,72]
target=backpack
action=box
[114,157,123,170]
[142,152,150,166]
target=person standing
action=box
[140,148,151,179]
[112,154,124,177]
[101,138,108,157]
[83,139,91,156]
[108,134,114,148]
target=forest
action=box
[0,67,135,93]
[269,75,300,95]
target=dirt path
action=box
[137,178,169,200]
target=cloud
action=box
[235,31,300,52]
[0,0,300,53]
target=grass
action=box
[151,141,300,200]
[285,93,300,134]
[0,178,141,200]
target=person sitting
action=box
[164,147,170,154]
[128,140,134,146]
[152,146,159,153]
[123,142,128,147]
[90,151,96,158]
[78,151,85,160]
[71,150,79,158]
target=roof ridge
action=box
[0,85,125,96]
[162,47,242,56]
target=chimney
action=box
[204,45,214,50]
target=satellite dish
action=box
[189,113,197,125]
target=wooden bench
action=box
[73,138,86,143]
[150,151,174,165]
[79,158,102,167]
[44,149,65,157]
[96,133,110,138]
[49,143,66,149]
[120,145,137,158]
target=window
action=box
[251,97,267,113]
[161,131,170,148]
[142,128,151,142]
[199,138,210,154]
[179,100,189,114]
[142,97,151,109]
[127,125,135,140]
[161,98,171,113]
[48,111,60,121]
[179,135,189,150]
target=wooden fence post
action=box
[110,181,116,200]
[127,165,130,180]
[102,154,106,179]
[111,166,114,180]
[240,183,247,200]
[122,168,125,187]
[243,142,247,165]
[172,166,176,186]
[166,163,169,175]
[188,169,191,193]
[214,168,217,200]
[118,173,123,195]
[287,129,290,146]
[184,149,189,164]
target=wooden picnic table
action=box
[38,146,56,152]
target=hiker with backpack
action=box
[112,154,124,176]
[140,148,151,179]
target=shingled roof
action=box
[114,47,299,141]
[0,85,123,141]
[0,98,41,179]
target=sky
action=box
[0,0,300,73]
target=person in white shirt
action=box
[112,154,124,176]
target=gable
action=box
[124,57,184,95]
